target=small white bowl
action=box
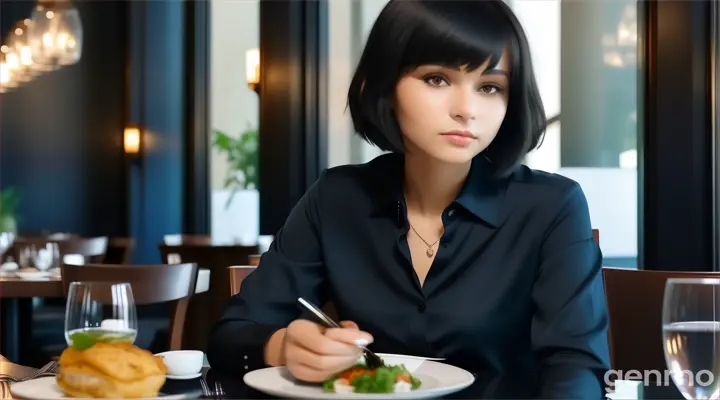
[155,350,204,377]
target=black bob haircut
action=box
[347,0,546,177]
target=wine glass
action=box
[663,278,720,399]
[34,243,59,271]
[64,282,138,348]
[0,232,15,260]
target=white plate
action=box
[243,354,475,399]
[14,271,52,280]
[167,372,202,380]
[10,377,194,400]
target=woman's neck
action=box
[403,152,471,217]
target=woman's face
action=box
[393,52,510,165]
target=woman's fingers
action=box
[339,320,359,330]
[324,327,373,347]
[287,345,360,372]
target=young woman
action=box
[207,0,610,397]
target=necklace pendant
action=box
[426,248,434,257]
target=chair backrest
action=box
[163,234,212,245]
[61,262,198,350]
[10,236,108,264]
[228,266,255,295]
[56,236,109,262]
[602,267,720,372]
[158,243,258,350]
[103,237,135,264]
[248,254,261,266]
[592,228,599,244]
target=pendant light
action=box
[27,0,83,70]
[6,19,38,83]
[0,48,18,93]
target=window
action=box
[209,0,260,244]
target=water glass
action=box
[64,282,138,348]
[0,232,15,258]
[663,278,720,399]
[34,243,59,271]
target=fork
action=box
[0,361,59,383]
[199,377,225,399]
[297,297,385,369]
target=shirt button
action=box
[417,303,426,313]
[448,209,455,217]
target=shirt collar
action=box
[369,154,508,227]
[454,155,507,227]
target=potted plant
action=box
[212,125,259,209]
[0,187,20,233]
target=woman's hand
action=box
[284,319,373,382]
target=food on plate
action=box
[322,364,421,394]
[56,333,167,398]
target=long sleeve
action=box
[531,183,611,398]
[206,172,330,374]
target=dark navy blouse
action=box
[207,153,610,398]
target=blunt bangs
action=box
[397,1,513,76]
[348,0,546,177]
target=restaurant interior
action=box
[0,0,718,399]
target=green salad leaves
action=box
[68,331,97,350]
[322,364,421,394]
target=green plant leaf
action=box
[0,187,20,220]
[212,126,259,209]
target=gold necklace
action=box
[408,223,442,257]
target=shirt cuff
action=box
[207,322,283,374]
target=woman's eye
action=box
[479,84,503,94]
[423,76,448,86]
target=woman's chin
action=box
[425,148,480,165]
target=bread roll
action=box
[56,342,167,398]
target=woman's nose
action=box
[449,89,476,122]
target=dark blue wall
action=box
[0,1,127,237]
[128,1,186,263]
[1,1,188,263]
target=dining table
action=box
[0,356,691,399]
[0,269,211,363]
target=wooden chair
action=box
[61,262,199,350]
[158,243,258,350]
[163,234,212,245]
[228,266,255,295]
[602,267,720,372]
[8,236,108,266]
[103,237,135,264]
[248,254,261,266]
[57,236,108,263]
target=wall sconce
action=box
[123,126,141,155]
[246,48,260,94]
